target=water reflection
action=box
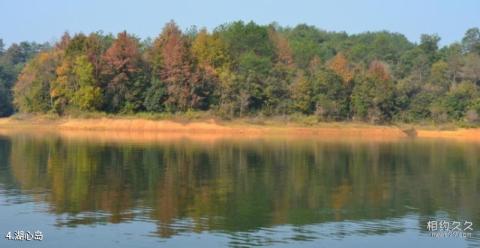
[0,131,479,247]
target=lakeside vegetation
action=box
[1,21,480,125]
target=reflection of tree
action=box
[3,134,480,238]
[0,136,14,187]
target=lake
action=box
[0,131,479,247]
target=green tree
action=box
[442,81,478,120]
[14,52,57,112]
[347,31,413,72]
[217,21,275,60]
[351,61,395,123]
[71,55,102,111]
[419,34,440,63]
[430,60,450,89]
[236,51,272,115]
[311,68,350,120]
[191,29,230,71]
[0,65,14,116]
[439,43,464,83]
[144,78,167,112]
[0,79,12,116]
[285,24,338,69]
[461,53,480,84]
[462,27,480,54]
[0,41,47,116]
[290,72,312,114]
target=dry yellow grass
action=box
[4,115,480,141]
[416,129,480,140]
[0,116,409,139]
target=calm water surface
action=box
[0,131,479,247]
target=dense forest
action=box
[1,21,480,124]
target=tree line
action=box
[1,21,480,124]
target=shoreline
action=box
[0,116,478,141]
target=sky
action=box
[0,0,479,47]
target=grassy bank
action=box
[0,113,479,140]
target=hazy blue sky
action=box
[0,0,479,46]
